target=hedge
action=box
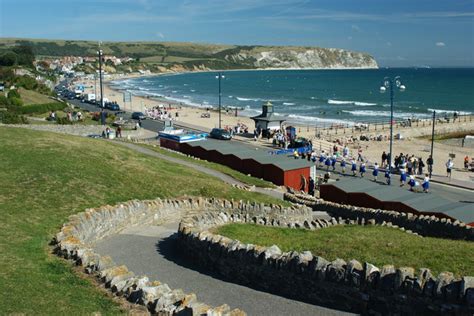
[17,102,67,115]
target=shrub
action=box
[0,111,28,124]
[0,51,18,66]
[17,102,67,115]
[9,97,23,107]
[0,96,9,106]
[7,89,21,99]
[56,117,73,125]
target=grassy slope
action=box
[214,224,474,277]
[140,144,276,188]
[0,127,284,314]
[18,88,58,105]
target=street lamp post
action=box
[98,49,104,108]
[215,72,225,129]
[380,76,406,184]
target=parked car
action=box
[105,102,120,111]
[209,128,232,140]
[131,112,146,120]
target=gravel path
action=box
[94,224,354,316]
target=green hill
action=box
[0,38,378,71]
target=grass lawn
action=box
[141,144,276,188]
[0,127,285,315]
[214,224,474,277]
[19,88,58,105]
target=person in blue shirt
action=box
[385,170,391,185]
[340,158,346,174]
[351,159,357,176]
[325,156,331,171]
[372,162,379,182]
[331,155,337,171]
[318,151,326,168]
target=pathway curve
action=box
[94,223,354,316]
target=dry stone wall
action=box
[178,206,474,315]
[53,197,256,316]
[284,193,474,241]
[54,196,474,315]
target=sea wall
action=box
[178,207,474,315]
[284,193,474,241]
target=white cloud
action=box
[351,24,361,32]
[435,42,446,47]
[156,32,165,39]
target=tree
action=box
[0,51,18,66]
[7,89,21,99]
[12,45,35,67]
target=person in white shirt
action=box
[422,174,430,193]
[446,158,454,179]
[372,162,379,182]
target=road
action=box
[65,95,473,204]
[94,223,355,316]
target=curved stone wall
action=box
[53,197,262,315]
[177,207,474,315]
[284,193,474,241]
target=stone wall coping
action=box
[177,206,474,314]
[284,192,474,241]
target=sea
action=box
[110,68,474,127]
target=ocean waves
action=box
[328,99,377,106]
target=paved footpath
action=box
[94,223,354,316]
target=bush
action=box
[56,117,73,125]
[7,89,21,99]
[0,111,28,124]
[13,75,38,90]
[9,97,23,107]
[0,52,18,66]
[17,102,67,115]
[0,96,9,106]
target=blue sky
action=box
[1,0,473,66]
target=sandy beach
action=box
[73,73,474,182]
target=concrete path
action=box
[94,224,355,316]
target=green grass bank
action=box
[214,224,474,277]
[0,127,284,314]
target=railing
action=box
[295,113,474,137]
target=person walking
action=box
[359,161,366,178]
[400,167,407,187]
[308,176,315,196]
[446,158,454,179]
[300,174,307,192]
[381,151,387,168]
[340,158,346,174]
[318,151,326,168]
[427,155,434,176]
[422,174,430,193]
[325,156,331,171]
[408,174,416,191]
[351,159,357,176]
[385,169,391,185]
[418,157,425,175]
[331,154,337,171]
[372,162,379,182]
